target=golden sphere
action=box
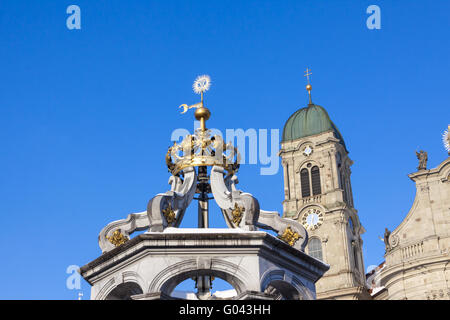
[194,107,211,121]
[306,84,312,91]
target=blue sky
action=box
[0,1,449,299]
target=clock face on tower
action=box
[301,208,324,231]
[303,145,313,156]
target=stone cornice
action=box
[80,230,330,284]
[317,285,371,300]
[408,157,450,182]
[379,253,450,284]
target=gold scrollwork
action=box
[278,227,303,246]
[106,230,129,247]
[162,203,176,225]
[231,203,245,226]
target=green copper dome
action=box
[282,103,346,146]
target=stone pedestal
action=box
[80,228,329,300]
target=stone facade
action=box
[374,157,450,300]
[80,229,329,300]
[280,130,370,300]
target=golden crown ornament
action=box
[98,74,309,256]
[166,75,240,175]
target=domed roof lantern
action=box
[281,69,346,149]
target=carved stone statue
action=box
[383,228,391,252]
[416,150,428,171]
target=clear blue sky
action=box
[0,1,449,299]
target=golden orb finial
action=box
[304,68,313,105]
[167,75,241,176]
[179,75,212,131]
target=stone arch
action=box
[295,159,323,174]
[264,280,301,300]
[95,271,146,300]
[284,141,316,158]
[260,269,312,300]
[148,258,256,297]
[296,141,315,154]
[292,276,314,300]
[295,159,325,200]
[260,269,284,290]
[95,278,115,300]
[104,282,143,300]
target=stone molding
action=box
[81,230,329,300]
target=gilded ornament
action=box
[106,230,128,247]
[278,227,302,246]
[168,75,240,175]
[162,203,176,225]
[304,68,313,104]
[231,203,245,226]
[166,128,240,175]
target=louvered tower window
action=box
[300,168,311,198]
[311,166,321,195]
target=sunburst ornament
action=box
[192,75,211,95]
[443,125,450,153]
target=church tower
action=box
[279,74,371,300]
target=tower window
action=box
[348,218,354,233]
[341,173,348,203]
[300,168,311,198]
[308,238,323,261]
[311,166,321,195]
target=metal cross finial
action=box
[304,68,313,104]
[304,68,312,84]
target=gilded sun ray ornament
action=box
[192,75,211,95]
[443,125,450,153]
[179,74,211,114]
[167,75,241,176]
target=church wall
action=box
[379,157,450,300]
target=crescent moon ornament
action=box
[178,75,212,131]
[179,102,202,114]
[179,104,189,114]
